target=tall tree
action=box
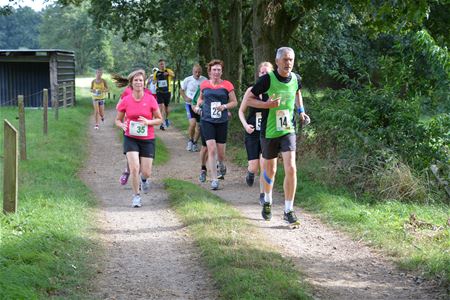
[0,7,42,49]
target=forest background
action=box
[1,0,449,203]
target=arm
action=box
[246,92,281,109]
[115,111,127,131]
[295,89,310,123]
[139,108,163,126]
[166,68,175,77]
[103,79,109,92]
[180,89,191,103]
[219,90,238,111]
[238,87,254,134]
[193,91,203,113]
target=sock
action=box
[285,200,293,213]
[259,192,264,199]
[264,192,272,204]
[201,165,207,171]
[140,175,147,182]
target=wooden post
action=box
[53,85,59,120]
[63,82,67,108]
[18,95,27,160]
[71,82,76,106]
[3,120,19,213]
[43,89,48,135]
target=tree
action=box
[0,7,42,49]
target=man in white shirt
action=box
[181,64,207,151]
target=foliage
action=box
[39,3,113,73]
[0,7,42,49]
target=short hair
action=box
[193,63,202,70]
[158,59,165,63]
[127,69,146,88]
[258,61,274,73]
[275,47,295,60]
[207,59,224,72]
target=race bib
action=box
[276,109,291,131]
[255,112,262,131]
[158,80,168,88]
[129,121,148,137]
[211,102,222,119]
[92,89,101,97]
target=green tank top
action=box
[265,71,298,138]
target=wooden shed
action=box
[0,49,76,107]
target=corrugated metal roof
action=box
[0,49,75,55]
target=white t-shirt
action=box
[181,75,207,100]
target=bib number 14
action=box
[276,109,291,131]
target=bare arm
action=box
[115,111,127,131]
[180,89,191,103]
[219,90,238,111]
[138,108,163,126]
[296,89,310,123]
[246,91,281,109]
[238,88,255,134]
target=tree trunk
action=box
[226,0,243,98]
[252,0,300,80]
[210,1,224,60]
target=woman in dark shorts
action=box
[115,69,163,207]
[194,59,238,190]
[239,62,273,204]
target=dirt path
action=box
[82,108,445,299]
[80,109,218,299]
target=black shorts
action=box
[200,120,228,144]
[200,127,207,147]
[123,136,155,158]
[261,133,296,160]
[185,103,200,122]
[156,92,171,106]
[245,131,262,161]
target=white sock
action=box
[264,192,272,204]
[285,200,293,213]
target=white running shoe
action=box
[132,194,142,208]
[186,140,193,151]
[211,180,219,190]
[192,143,200,152]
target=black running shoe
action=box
[261,202,272,221]
[160,124,165,131]
[246,171,255,186]
[284,210,300,225]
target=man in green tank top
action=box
[245,47,310,226]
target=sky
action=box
[0,0,54,11]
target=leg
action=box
[139,157,153,179]
[206,140,218,180]
[282,151,297,202]
[263,158,277,194]
[98,101,105,121]
[126,151,140,195]
[92,101,100,126]
[188,118,196,141]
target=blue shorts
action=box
[93,99,105,106]
[185,103,200,122]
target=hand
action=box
[266,94,281,108]
[120,122,127,132]
[218,104,227,112]
[300,113,311,126]
[245,124,255,134]
[138,116,148,125]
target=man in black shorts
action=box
[246,47,310,226]
[153,59,175,130]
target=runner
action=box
[181,64,207,152]
[190,86,209,182]
[115,69,163,207]
[153,59,174,130]
[239,62,273,205]
[147,67,158,100]
[90,68,109,130]
[193,59,238,190]
[245,47,310,227]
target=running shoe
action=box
[165,119,170,128]
[186,140,193,151]
[160,124,165,131]
[283,210,300,225]
[140,177,150,194]
[259,193,265,206]
[261,202,272,221]
[246,171,255,186]
[199,170,207,183]
[211,179,219,190]
[217,163,227,180]
[192,143,200,152]
[94,124,99,130]
[132,194,142,208]
[101,117,105,123]
[120,170,130,185]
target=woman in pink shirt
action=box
[115,69,163,207]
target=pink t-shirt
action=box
[117,93,159,140]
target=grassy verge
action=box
[164,179,311,299]
[169,101,450,286]
[0,92,97,298]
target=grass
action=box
[0,94,97,298]
[169,100,450,287]
[164,179,311,300]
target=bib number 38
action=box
[129,121,148,137]
[276,109,291,131]
[211,102,222,119]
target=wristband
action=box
[297,107,305,114]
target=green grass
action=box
[0,94,98,298]
[169,101,450,286]
[164,179,311,300]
